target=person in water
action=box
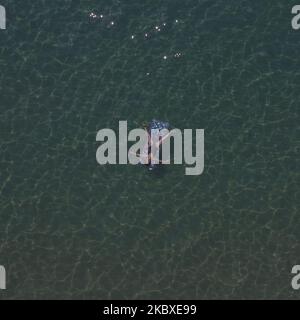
[132,120,171,171]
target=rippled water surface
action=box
[0,0,299,299]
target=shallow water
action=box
[0,0,299,299]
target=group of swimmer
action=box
[132,119,171,171]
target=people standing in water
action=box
[133,119,171,171]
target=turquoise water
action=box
[0,0,299,299]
